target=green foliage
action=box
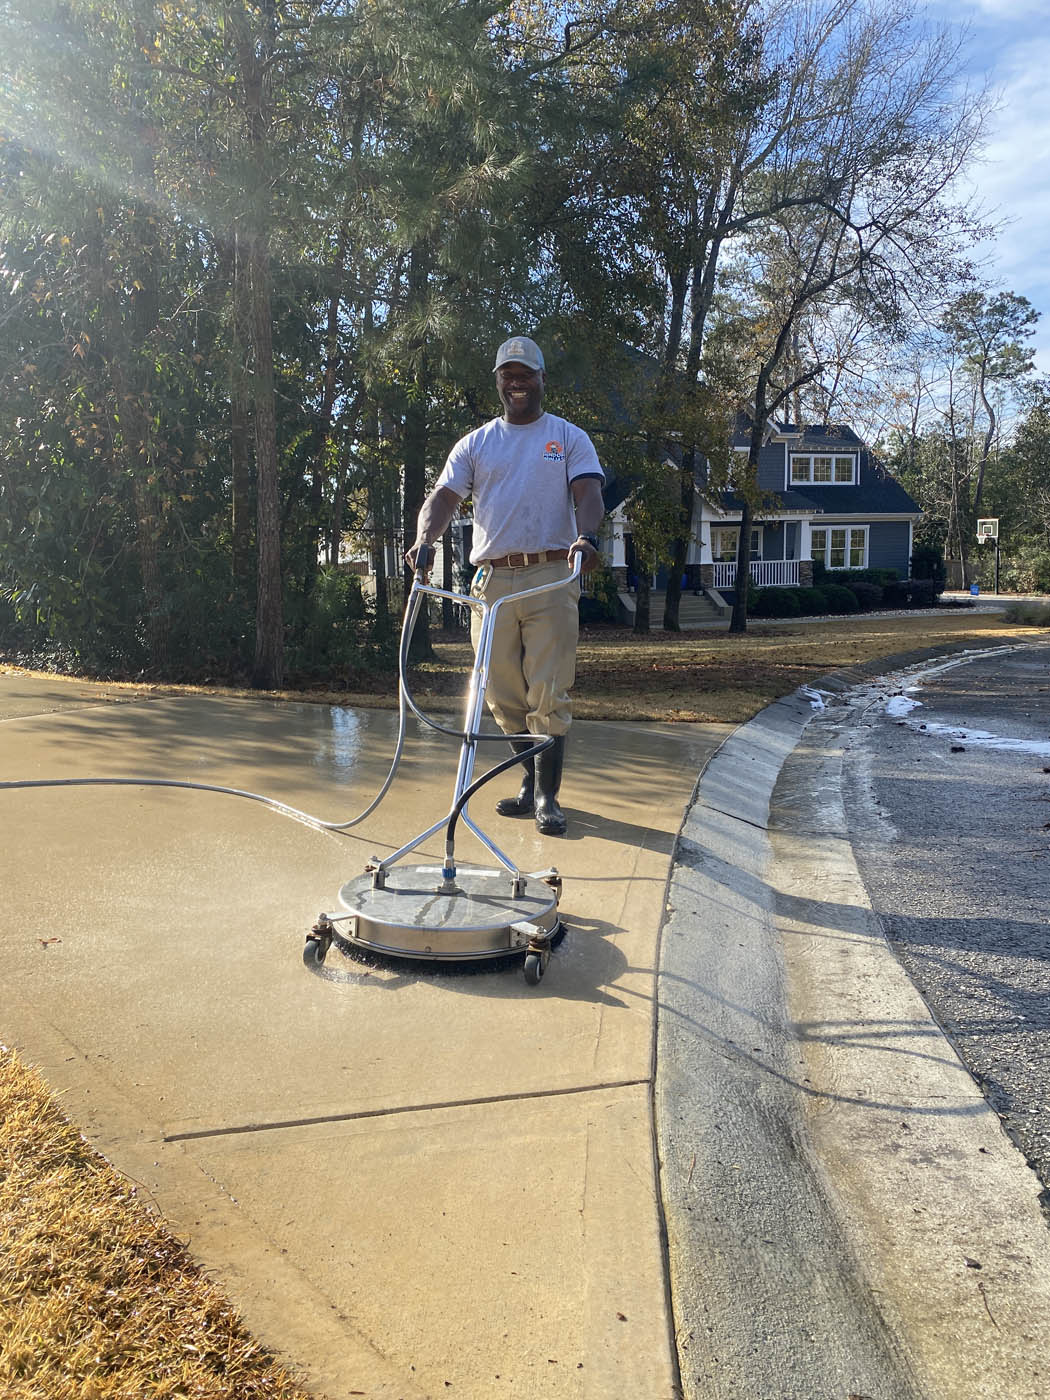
[906,578,937,608]
[846,581,883,610]
[797,586,830,615]
[983,544,1050,594]
[579,562,621,625]
[1003,602,1050,627]
[750,586,801,618]
[881,579,911,608]
[283,568,396,682]
[821,583,860,614]
[0,0,1021,674]
[910,545,947,595]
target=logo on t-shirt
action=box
[543,440,565,462]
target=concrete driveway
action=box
[0,669,728,1399]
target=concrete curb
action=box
[655,640,1050,1400]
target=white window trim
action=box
[789,453,857,486]
[712,524,763,562]
[810,524,869,570]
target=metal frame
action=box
[307,555,581,980]
[369,556,581,892]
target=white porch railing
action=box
[712,560,800,590]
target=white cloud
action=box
[967,0,1044,16]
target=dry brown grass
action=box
[0,1047,312,1400]
[414,609,1045,723]
[6,609,1043,725]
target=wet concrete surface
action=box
[0,671,728,1399]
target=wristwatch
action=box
[577,533,600,550]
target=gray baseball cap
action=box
[493,335,545,373]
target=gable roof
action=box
[720,418,920,517]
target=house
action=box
[607,420,922,602]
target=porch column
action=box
[797,520,814,588]
[609,504,628,570]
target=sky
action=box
[925,0,1050,375]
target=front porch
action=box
[712,559,802,590]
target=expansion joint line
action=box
[165,1078,651,1143]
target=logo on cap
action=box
[494,335,544,372]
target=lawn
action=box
[1,604,1046,1398]
[414,608,1040,723]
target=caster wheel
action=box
[523,952,544,985]
[303,934,330,969]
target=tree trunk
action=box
[402,244,432,662]
[730,408,768,635]
[124,0,169,669]
[248,233,284,688]
[230,226,253,587]
[232,0,283,688]
[633,569,651,634]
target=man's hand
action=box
[405,540,434,576]
[569,535,601,575]
[570,478,604,576]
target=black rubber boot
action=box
[495,739,536,816]
[534,735,567,836]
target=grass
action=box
[0,1047,312,1400]
[1,603,1047,1397]
[415,607,1048,723]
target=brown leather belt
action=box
[481,549,571,569]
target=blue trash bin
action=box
[970,584,980,595]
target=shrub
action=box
[283,567,390,680]
[1004,602,1050,627]
[995,546,1050,594]
[579,562,620,624]
[881,579,910,608]
[910,544,946,597]
[821,583,859,613]
[847,580,883,610]
[751,586,802,617]
[906,577,936,608]
[797,586,830,615]
[844,567,898,588]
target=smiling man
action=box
[406,335,605,836]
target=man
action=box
[406,335,605,836]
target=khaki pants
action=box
[470,560,581,737]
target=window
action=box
[811,526,867,570]
[713,526,762,562]
[790,454,856,485]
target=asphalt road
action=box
[839,643,1050,1207]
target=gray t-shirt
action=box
[436,412,604,563]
